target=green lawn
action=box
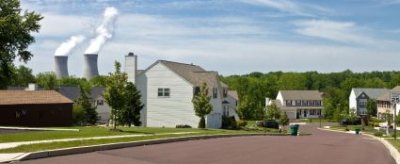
[0,126,282,153]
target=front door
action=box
[304,110,307,117]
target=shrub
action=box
[222,116,238,129]
[237,120,248,128]
[176,124,192,128]
[256,121,264,127]
[374,131,383,137]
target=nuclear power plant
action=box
[54,56,69,78]
[83,54,99,80]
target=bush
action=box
[256,121,264,127]
[72,104,85,125]
[374,131,383,137]
[198,117,206,128]
[237,120,248,128]
[340,117,361,126]
[176,124,192,128]
[222,116,238,129]
[263,120,279,129]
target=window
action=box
[213,88,218,98]
[97,99,104,105]
[310,109,315,115]
[223,88,228,98]
[158,88,170,97]
[194,86,200,96]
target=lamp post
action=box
[391,92,399,140]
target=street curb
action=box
[319,128,399,164]
[11,133,284,162]
[364,134,400,164]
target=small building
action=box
[267,90,323,119]
[0,90,73,127]
[376,86,400,119]
[349,88,388,115]
[222,90,240,120]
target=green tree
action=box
[265,103,281,120]
[90,75,108,87]
[280,112,289,128]
[103,61,128,130]
[75,85,98,125]
[237,96,253,120]
[192,82,213,128]
[72,104,85,125]
[0,0,42,89]
[119,82,144,127]
[35,72,57,90]
[11,65,35,86]
[366,99,377,117]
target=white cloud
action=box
[238,0,332,17]
[293,20,375,45]
[36,12,93,37]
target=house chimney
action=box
[54,56,69,78]
[83,54,99,80]
[125,52,137,84]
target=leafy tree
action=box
[237,96,253,120]
[0,0,42,89]
[366,99,377,117]
[103,61,128,130]
[280,112,289,128]
[265,103,281,120]
[11,65,35,86]
[90,75,108,87]
[72,104,85,125]
[119,82,144,127]
[75,85,98,125]
[192,82,213,128]
[35,72,57,90]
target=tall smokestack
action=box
[54,56,69,78]
[83,54,99,80]
[125,52,137,84]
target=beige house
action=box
[376,86,400,119]
[267,90,323,119]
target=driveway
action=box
[18,125,395,164]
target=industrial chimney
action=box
[125,52,137,84]
[54,56,69,78]
[83,54,99,80]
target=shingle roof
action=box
[353,88,389,100]
[228,90,239,100]
[377,86,400,101]
[160,60,220,87]
[279,90,322,100]
[0,90,73,105]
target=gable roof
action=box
[352,88,389,100]
[0,90,73,105]
[279,90,322,100]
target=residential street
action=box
[18,125,395,164]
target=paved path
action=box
[17,125,395,164]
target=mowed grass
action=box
[0,126,226,143]
[0,128,264,153]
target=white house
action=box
[267,90,323,119]
[125,52,238,128]
[376,86,400,119]
[349,88,388,116]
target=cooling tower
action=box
[83,54,99,80]
[54,56,69,78]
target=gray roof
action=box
[228,90,239,100]
[353,88,389,100]
[377,86,400,101]
[279,90,323,100]
[159,60,220,88]
[57,86,104,101]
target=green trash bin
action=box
[290,124,299,136]
[355,128,361,135]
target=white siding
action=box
[276,91,284,106]
[141,63,199,128]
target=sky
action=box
[18,0,400,76]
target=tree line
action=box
[221,70,400,120]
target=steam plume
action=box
[85,7,119,54]
[54,35,85,56]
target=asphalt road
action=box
[18,125,395,164]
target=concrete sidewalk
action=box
[0,132,198,163]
